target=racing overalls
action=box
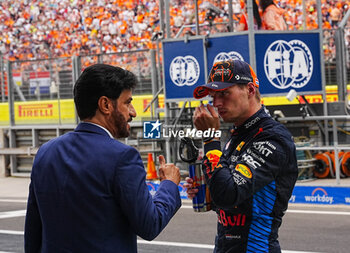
[202,106,298,253]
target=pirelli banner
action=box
[1,87,345,126]
[162,31,323,100]
[0,95,170,125]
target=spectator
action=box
[236,0,262,31]
[0,0,349,61]
[260,0,287,30]
[330,2,342,28]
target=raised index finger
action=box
[158,155,166,167]
[207,104,218,117]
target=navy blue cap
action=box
[193,59,259,99]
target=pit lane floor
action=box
[0,177,350,253]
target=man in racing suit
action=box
[187,59,298,253]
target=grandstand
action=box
[0,0,349,60]
[0,0,349,99]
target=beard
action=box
[112,109,130,138]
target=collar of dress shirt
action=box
[82,122,114,139]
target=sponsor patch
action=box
[253,142,273,157]
[231,155,239,163]
[242,153,261,169]
[232,173,247,185]
[218,209,246,227]
[244,116,260,129]
[206,150,223,172]
[236,141,245,151]
[206,150,222,161]
[246,148,266,164]
[225,234,241,240]
[235,164,252,179]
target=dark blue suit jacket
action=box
[25,122,181,252]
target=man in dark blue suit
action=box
[25,64,182,252]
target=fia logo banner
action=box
[264,40,313,90]
[213,51,244,64]
[169,55,200,87]
[143,120,162,139]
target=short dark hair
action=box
[260,0,275,13]
[237,83,261,102]
[73,64,137,120]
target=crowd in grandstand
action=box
[0,0,349,61]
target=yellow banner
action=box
[0,103,9,126]
[0,99,76,125]
[133,94,164,119]
[138,95,202,118]
[0,85,349,126]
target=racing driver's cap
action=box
[193,59,259,99]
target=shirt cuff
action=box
[204,139,221,154]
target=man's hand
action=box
[183,177,199,199]
[158,155,181,185]
[193,104,220,131]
